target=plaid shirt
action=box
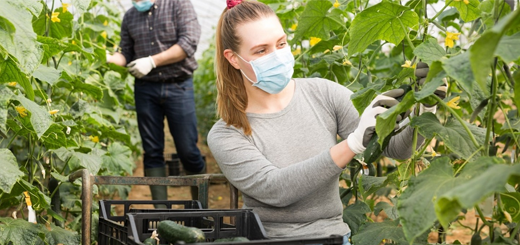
[119,0,201,81]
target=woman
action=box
[207,0,420,242]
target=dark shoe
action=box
[144,167,167,208]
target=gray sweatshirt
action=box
[207,78,416,238]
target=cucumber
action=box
[214,237,250,242]
[143,237,157,245]
[157,220,205,244]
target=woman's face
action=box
[227,15,288,82]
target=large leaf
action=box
[413,38,446,66]
[0,217,45,245]
[435,157,520,228]
[293,0,344,40]
[0,16,15,47]
[0,85,15,133]
[343,200,371,235]
[349,2,419,56]
[0,0,42,73]
[442,52,474,93]
[470,9,520,92]
[41,124,70,149]
[449,0,481,22]
[101,142,133,175]
[46,224,80,245]
[18,0,43,17]
[410,113,486,159]
[375,91,416,146]
[32,65,61,86]
[37,35,68,63]
[0,149,23,193]
[398,157,461,243]
[69,151,102,175]
[71,0,92,16]
[33,8,74,40]
[0,57,33,100]
[352,220,407,245]
[350,79,385,114]
[495,32,520,63]
[16,95,53,139]
[414,61,446,101]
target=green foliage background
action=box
[0,0,520,244]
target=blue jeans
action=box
[134,77,205,173]
[343,233,351,245]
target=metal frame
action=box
[69,169,239,245]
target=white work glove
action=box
[415,62,447,114]
[347,89,409,154]
[127,56,156,78]
[106,50,113,63]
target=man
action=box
[107,0,205,202]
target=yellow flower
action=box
[217,196,223,201]
[342,59,352,66]
[292,47,301,56]
[7,82,17,87]
[103,20,108,26]
[100,31,107,39]
[68,61,72,66]
[431,150,439,157]
[445,32,460,48]
[309,37,321,46]
[15,106,28,117]
[290,23,297,31]
[62,3,69,13]
[323,49,330,54]
[446,96,461,109]
[401,60,416,68]
[71,40,76,45]
[453,0,469,4]
[332,45,343,52]
[333,0,340,8]
[49,109,59,115]
[90,136,99,143]
[51,12,60,23]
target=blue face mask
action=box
[236,47,295,94]
[132,0,154,12]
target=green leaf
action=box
[0,149,23,193]
[351,79,385,114]
[101,142,133,175]
[37,35,68,63]
[0,0,42,73]
[32,65,61,85]
[0,57,34,100]
[435,157,520,228]
[56,78,103,100]
[343,200,371,235]
[500,192,520,222]
[16,94,53,139]
[0,85,15,133]
[414,61,446,101]
[374,201,398,220]
[18,0,43,17]
[46,224,80,245]
[470,9,520,92]
[376,91,416,146]
[71,0,92,16]
[349,2,419,56]
[69,151,102,175]
[16,179,51,210]
[413,38,446,66]
[359,175,387,199]
[33,9,74,40]
[293,0,344,40]
[442,52,474,93]
[449,0,481,22]
[495,32,520,63]
[410,113,486,159]
[0,16,16,46]
[0,217,45,245]
[41,124,69,149]
[352,220,407,245]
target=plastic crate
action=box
[98,200,203,245]
[126,210,344,245]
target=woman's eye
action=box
[279,42,286,47]
[256,49,265,54]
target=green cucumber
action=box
[157,220,205,244]
[143,237,157,245]
[214,237,250,242]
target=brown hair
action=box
[215,1,276,135]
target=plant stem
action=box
[498,103,520,151]
[416,137,434,157]
[411,127,419,176]
[431,0,454,21]
[433,96,481,150]
[431,21,448,32]
[454,146,484,176]
[398,19,416,50]
[485,58,499,156]
[475,205,493,227]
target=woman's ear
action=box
[224,49,241,70]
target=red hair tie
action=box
[227,0,243,9]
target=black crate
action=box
[100,200,203,223]
[126,210,344,245]
[98,200,203,245]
